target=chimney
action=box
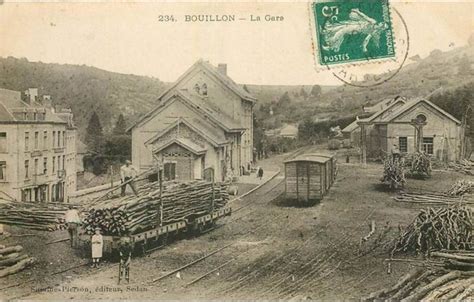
[217,63,227,76]
[42,95,53,108]
[24,88,38,104]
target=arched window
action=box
[194,83,200,94]
[416,114,427,123]
[201,83,208,96]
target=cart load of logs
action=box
[83,180,230,236]
[447,179,473,196]
[0,244,35,278]
[392,205,473,255]
[0,202,68,231]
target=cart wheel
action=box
[161,233,169,246]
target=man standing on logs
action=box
[120,160,138,196]
[64,205,81,248]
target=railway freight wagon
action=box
[284,153,337,203]
[78,179,231,256]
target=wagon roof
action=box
[284,153,334,164]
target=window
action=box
[62,131,66,147]
[422,137,434,155]
[25,160,29,179]
[52,156,56,173]
[52,131,56,148]
[43,131,48,150]
[416,114,427,123]
[43,157,48,174]
[0,132,6,153]
[34,158,39,176]
[164,162,176,181]
[57,131,61,147]
[34,131,39,150]
[58,156,61,171]
[0,161,6,180]
[62,155,65,171]
[25,132,29,152]
[399,137,408,153]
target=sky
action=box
[0,1,472,85]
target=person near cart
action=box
[118,236,132,284]
[64,205,81,248]
[120,160,138,196]
[91,228,103,268]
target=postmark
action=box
[312,0,395,66]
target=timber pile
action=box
[363,268,474,301]
[0,244,35,278]
[0,202,68,231]
[447,179,474,196]
[408,152,431,178]
[392,206,473,254]
[381,155,406,190]
[83,180,229,236]
[394,191,474,205]
[448,159,474,175]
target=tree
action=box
[113,113,127,135]
[277,91,291,109]
[457,54,472,75]
[300,86,308,99]
[310,85,322,98]
[85,111,104,153]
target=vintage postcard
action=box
[0,1,473,301]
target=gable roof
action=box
[128,59,256,132]
[363,96,406,113]
[152,138,207,155]
[129,90,244,133]
[144,117,227,147]
[382,98,461,124]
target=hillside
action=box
[322,43,474,110]
[0,57,167,139]
[255,42,474,130]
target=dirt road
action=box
[2,159,468,300]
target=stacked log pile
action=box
[447,179,473,196]
[83,180,229,236]
[381,155,406,190]
[364,268,474,301]
[394,192,474,205]
[0,244,35,278]
[392,206,473,254]
[0,202,68,231]
[407,152,432,179]
[448,159,474,175]
[365,205,474,301]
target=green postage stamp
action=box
[312,0,395,66]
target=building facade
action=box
[343,97,463,162]
[129,60,256,182]
[0,88,77,202]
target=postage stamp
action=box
[312,0,395,66]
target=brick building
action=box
[0,88,77,202]
[343,97,463,162]
[128,60,256,181]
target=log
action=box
[363,268,423,301]
[0,246,23,255]
[401,271,461,302]
[0,257,35,278]
[390,271,433,300]
[431,252,474,263]
[0,254,28,267]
